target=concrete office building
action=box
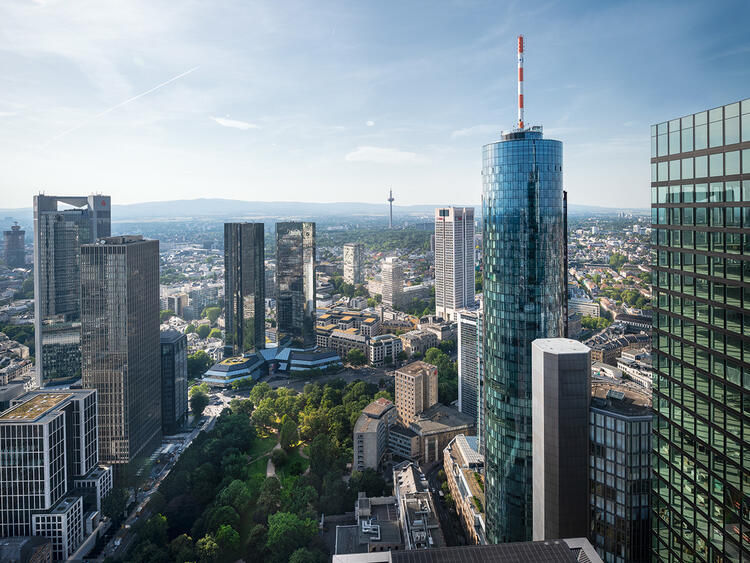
[276,222,316,348]
[224,223,265,356]
[590,382,651,563]
[160,329,188,435]
[482,124,566,542]
[393,461,445,550]
[457,306,483,432]
[33,194,111,387]
[368,334,403,366]
[568,297,600,318]
[650,98,750,561]
[0,390,112,562]
[531,339,590,542]
[3,223,25,268]
[343,242,364,285]
[434,207,475,321]
[81,236,161,467]
[381,257,403,308]
[394,361,438,425]
[353,398,397,471]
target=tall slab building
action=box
[435,207,475,321]
[482,126,566,542]
[651,98,750,561]
[3,223,25,268]
[224,223,265,356]
[80,236,161,467]
[343,242,364,285]
[457,305,483,431]
[381,256,403,308]
[276,222,316,348]
[33,195,111,387]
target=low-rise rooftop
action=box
[0,392,72,421]
[396,361,437,378]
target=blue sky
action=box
[1,0,749,209]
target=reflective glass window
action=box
[695,156,708,178]
[725,181,741,203]
[710,182,724,203]
[682,158,694,179]
[682,184,694,203]
[725,151,740,175]
[658,161,668,181]
[709,153,723,177]
[695,183,708,203]
[709,120,723,148]
[695,124,708,149]
[725,117,739,144]
[682,128,694,152]
[742,150,750,174]
[670,159,681,180]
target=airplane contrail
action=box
[42,66,199,146]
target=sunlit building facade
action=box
[651,98,750,561]
[276,222,316,348]
[482,127,566,543]
[33,195,111,387]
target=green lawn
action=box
[247,435,277,460]
[247,456,268,477]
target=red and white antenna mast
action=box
[517,34,524,129]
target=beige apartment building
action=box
[394,361,438,425]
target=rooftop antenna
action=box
[517,34,524,130]
[388,188,395,229]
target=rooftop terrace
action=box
[0,393,72,421]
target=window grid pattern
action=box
[651,98,750,562]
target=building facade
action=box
[434,207,475,321]
[3,223,25,268]
[482,127,566,542]
[457,307,483,429]
[80,236,162,467]
[224,223,265,356]
[160,329,188,435]
[343,242,364,285]
[353,398,397,471]
[368,334,403,366]
[0,389,111,562]
[394,361,438,425]
[33,195,111,387]
[590,382,651,563]
[276,222,316,348]
[651,98,750,561]
[531,339,590,542]
[443,435,486,545]
[381,257,403,308]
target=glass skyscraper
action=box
[33,195,111,387]
[224,223,265,356]
[276,222,316,348]
[651,98,750,561]
[80,236,161,467]
[482,127,566,542]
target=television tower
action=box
[517,34,524,129]
[388,188,395,229]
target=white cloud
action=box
[345,146,424,164]
[210,116,259,130]
[366,120,375,126]
[450,124,500,139]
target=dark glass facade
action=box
[80,236,161,467]
[160,329,188,434]
[651,98,750,562]
[33,195,111,386]
[3,224,25,268]
[482,127,566,542]
[224,223,265,356]
[276,222,316,348]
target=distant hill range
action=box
[0,198,648,224]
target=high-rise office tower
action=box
[435,207,475,321]
[651,98,750,561]
[160,329,188,435]
[590,381,651,563]
[224,223,265,356]
[80,236,161,467]
[481,73,566,540]
[531,338,590,542]
[343,242,364,285]
[276,222,316,348]
[0,389,112,561]
[381,256,403,308]
[457,305,483,429]
[33,195,111,387]
[3,223,25,268]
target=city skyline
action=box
[2,2,749,210]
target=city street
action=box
[425,462,466,547]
